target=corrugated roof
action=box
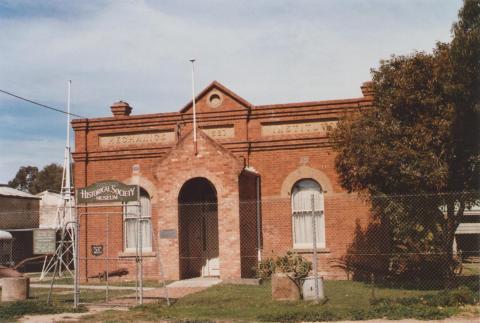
[0,186,40,199]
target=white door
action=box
[202,210,219,276]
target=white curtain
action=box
[125,218,137,250]
[292,179,325,248]
[124,191,152,251]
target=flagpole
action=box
[190,59,198,155]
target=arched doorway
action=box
[178,177,219,279]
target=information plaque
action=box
[33,229,56,255]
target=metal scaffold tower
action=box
[40,81,77,287]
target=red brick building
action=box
[72,81,374,281]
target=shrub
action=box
[255,257,276,280]
[255,251,312,282]
[275,251,312,280]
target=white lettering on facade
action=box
[261,121,337,137]
[99,131,175,148]
[201,127,234,139]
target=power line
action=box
[0,88,85,118]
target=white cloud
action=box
[0,0,460,115]
[0,0,462,183]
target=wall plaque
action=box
[76,180,139,204]
[160,229,177,239]
[99,131,175,148]
[261,120,337,137]
[91,245,104,256]
[33,229,56,255]
[201,126,234,139]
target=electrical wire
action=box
[0,88,85,118]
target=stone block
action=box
[1,277,29,302]
[271,273,300,301]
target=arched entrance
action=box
[178,177,219,279]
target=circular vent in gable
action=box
[207,91,223,108]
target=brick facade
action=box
[72,81,374,281]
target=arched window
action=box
[291,179,325,249]
[124,188,152,252]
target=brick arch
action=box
[280,166,334,197]
[158,170,227,204]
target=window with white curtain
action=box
[291,179,325,249]
[124,189,152,252]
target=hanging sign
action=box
[33,229,56,255]
[76,180,139,204]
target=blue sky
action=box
[0,0,462,183]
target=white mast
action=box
[65,80,71,202]
[40,80,76,281]
[190,59,197,154]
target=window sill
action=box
[293,248,330,254]
[119,251,156,258]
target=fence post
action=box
[138,203,143,305]
[73,210,79,308]
[105,212,109,302]
[311,194,320,303]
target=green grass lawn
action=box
[0,286,133,322]
[2,273,478,322]
[82,280,480,322]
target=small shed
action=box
[0,185,41,268]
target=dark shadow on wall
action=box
[334,195,466,290]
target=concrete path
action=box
[166,277,222,288]
[116,277,223,304]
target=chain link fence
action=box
[1,191,479,306]
[338,192,480,290]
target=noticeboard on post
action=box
[76,180,139,204]
[33,229,56,255]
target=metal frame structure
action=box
[74,203,143,306]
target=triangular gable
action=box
[157,128,244,175]
[180,81,253,113]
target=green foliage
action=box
[255,257,276,280]
[7,165,38,193]
[255,251,312,281]
[331,0,480,282]
[331,0,479,196]
[8,163,63,194]
[257,305,453,322]
[275,251,312,280]
[371,286,478,307]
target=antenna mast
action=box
[40,81,76,285]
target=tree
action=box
[7,166,39,193]
[8,163,63,194]
[31,163,64,194]
[331,0,480,283]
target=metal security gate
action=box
[77,205,144,306]
[74,181,145,306]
